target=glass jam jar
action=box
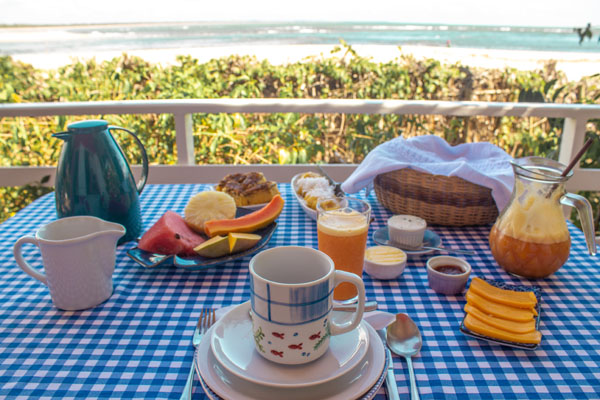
[489,157,596,279]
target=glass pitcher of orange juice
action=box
[317,197,371,303]
[489,157,596,279]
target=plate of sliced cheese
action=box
[460,277,542,350]
[291,172,339,220]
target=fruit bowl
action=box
[126,208,277,271]
[291,172,341,221]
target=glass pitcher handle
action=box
[109,126,149,194]
[561,193,597,256]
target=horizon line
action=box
[0,20,593,30]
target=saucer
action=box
[373,227,442,256]
[196,315,387,400]
[210,301,370,388]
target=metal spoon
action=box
[317,164,345,197]
[387,313,422,400]
[374,237,475,256]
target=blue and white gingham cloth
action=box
[0,184,599,399]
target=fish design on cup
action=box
[249,246,365,365]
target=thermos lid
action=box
[67,119,108,133]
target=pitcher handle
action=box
[13,236,48,285]
[109,126,149,194]
[561,193,597,256]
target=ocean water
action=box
[2,22,599,56]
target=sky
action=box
[0,0,599,27]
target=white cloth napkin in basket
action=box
[341,135,515,211]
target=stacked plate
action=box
[194,302,388,400]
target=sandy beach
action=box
[9,44,600,82]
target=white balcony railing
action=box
[0,99,599,191]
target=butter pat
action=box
[364,246,407,280]
[387,214,427,248]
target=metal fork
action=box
[180,309,216,400]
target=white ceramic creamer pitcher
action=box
[13,216,125,310]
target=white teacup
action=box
[249,246,366,365]
[13,216,125,311]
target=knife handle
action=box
[385,349,400,400]
[333,300,377,313]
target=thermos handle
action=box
[109,126,149,194]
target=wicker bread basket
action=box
[374,168,499,226]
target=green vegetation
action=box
[1,44,599,230]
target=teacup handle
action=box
[330,270,365,336]
[13,236,47,285]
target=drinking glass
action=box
[317,197,371,303]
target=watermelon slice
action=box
[138,211,206,256]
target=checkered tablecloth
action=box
[0,183,599,399]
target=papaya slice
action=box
[194,233,262,258]
[204,194,284,237]
[228,232,261,253]
[464,313,542,344]
[194,235,230,258]
[466,291,535,322]
[464,304,535,334]
[469,277,537,309]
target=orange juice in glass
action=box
[317,197,371,303]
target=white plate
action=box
[210,301,369,389]
[291,173,318,220]
[196,314,387,400]
[373,227,442,256]
[209,186,268,210]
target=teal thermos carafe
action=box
[53,120,149,244]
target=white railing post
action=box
[174,112,195,165]
[559,116,590,193]
[559,117,588,167]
